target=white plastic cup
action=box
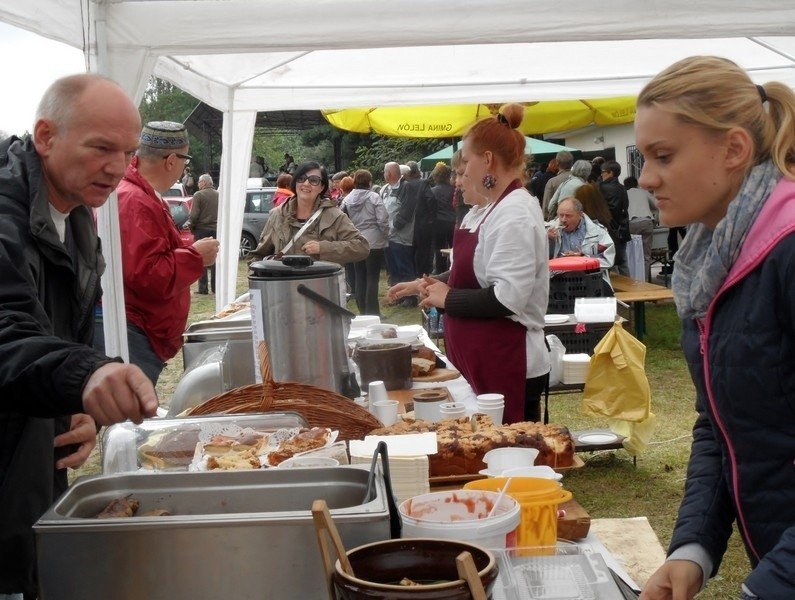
[438,401,467,420]
[353,396,369,411]
[371,399,399,426]
[368,380,389,407]
[476,393,505,406]
[475,404,505,425]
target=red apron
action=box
[445,181,527,424]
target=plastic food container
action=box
[276,456,340,469]
[101,411,309,474]
[399,490,520,550]
[483,447,539,474]
[464,478,572,551]
[574,296,617,323]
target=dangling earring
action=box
[482,173,496,190]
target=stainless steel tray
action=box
[36,466,393,600]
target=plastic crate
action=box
[552,322,612,355]
[546,270,604,314]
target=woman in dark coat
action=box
[636,56,795,600]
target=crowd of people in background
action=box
[236,143,670,318]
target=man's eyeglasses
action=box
[296,175,322,186]
[165,153,192,166]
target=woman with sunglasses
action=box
[248,161,368,265]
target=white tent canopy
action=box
[3,0,795,357]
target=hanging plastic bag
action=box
[609,413,656,456]
[546,334,566,386]
[581,321,650,423]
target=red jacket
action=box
[118,160,204,360]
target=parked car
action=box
[241,186,276,258]
[164,182,192,199]
[165,197,195,245]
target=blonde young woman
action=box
[635,56,795,600]
[388,104,549,424]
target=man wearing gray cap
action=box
[94,121,219,385]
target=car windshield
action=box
[169,202,190,228]
[163,187,184,197]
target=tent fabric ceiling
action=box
[4,0,795,355]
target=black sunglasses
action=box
[296,175,322,186]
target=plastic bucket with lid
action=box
[399,490,520,549]
[463,477,572,551]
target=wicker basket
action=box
[187,341,383,441]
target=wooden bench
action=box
[610,274,674,341]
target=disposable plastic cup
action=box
[476,393,505,406]
[475,404,504,425]
[438,402,467,420]
[368,380,389,406]
[371,400,399,426]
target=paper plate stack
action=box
[349,453,430,503]
[561,353,591,384]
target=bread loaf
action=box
[368,415,575,476]
[411,358,436,377]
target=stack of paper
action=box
[561,353,591,384]
[349,433,437,503]
[349,454,430,503]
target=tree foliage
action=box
[138,77,210,171]
[348,136,447,183]
[140,76,449,183]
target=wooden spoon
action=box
[456,551,488,600]
[312,499,354,577]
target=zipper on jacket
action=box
[700,296,761,562]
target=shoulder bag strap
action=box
[281,207,324,255]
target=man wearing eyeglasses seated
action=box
[93,121,219,385]
[547,197,615,294]
[247,160,369,266]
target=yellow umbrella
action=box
[322,97,636,138]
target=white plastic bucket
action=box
[398,490,520,549]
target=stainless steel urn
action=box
[248,256,356,396]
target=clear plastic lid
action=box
[101,412,309,474]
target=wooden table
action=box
[610,273,674,340]
[590,516,667,589]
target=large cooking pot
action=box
[356,342,412,390]
[249,256,357,397]
[332,538,498,599]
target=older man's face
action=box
[35,80,141,212]
[557,202,582,233]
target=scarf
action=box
[672,160,780,320]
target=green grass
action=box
[78,265,750,597]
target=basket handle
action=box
[256,340,276,412]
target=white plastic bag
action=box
[546,334,566,386]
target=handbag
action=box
[581,321,650,422]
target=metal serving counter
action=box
[35,466,393,599]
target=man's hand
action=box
[640,560,703,600]
[193,237,220,266]
[54,413,98,470]
[82,362,159,426]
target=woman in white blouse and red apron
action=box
[388,104,550,423]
